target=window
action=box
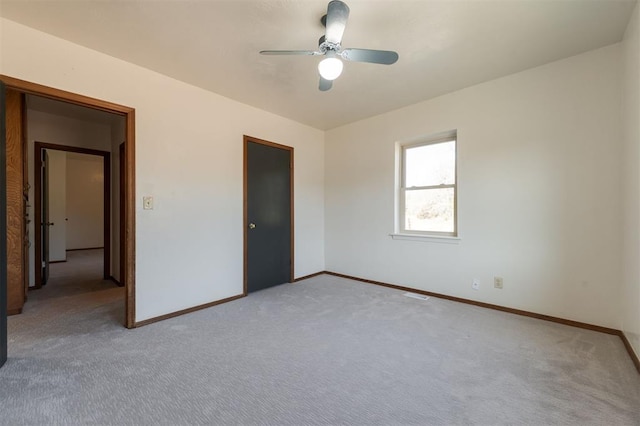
[398,132,457,236]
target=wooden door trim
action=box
[34,142,111,288]
[1,75,136,328]
[242,135,294,296]
[0,76,132,114]
[118,142,126,288]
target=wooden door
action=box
[244,136,293,294]
[1,80,8,367]
[5,88,25,313]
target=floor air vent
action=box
[403,292,430,301]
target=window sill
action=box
[389,233,461,244]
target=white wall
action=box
[25,108,112,286]
[1,18,325,321]
[6,15,629,333]
[66,153,104,250]
[47,150,67,262]
[325,44,623,329]
[621,3,640,360]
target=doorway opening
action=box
[34,143,111,288]
[1,75,136,328]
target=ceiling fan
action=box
[259,0,399,91]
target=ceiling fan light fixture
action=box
[318,55,343,80]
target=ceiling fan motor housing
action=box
[318,35,340,54]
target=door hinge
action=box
[42,261,45,268]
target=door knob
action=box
[45,222,54,226]
[249,223,256,229]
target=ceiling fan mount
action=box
[260,0,399,91]
[317,36,339,55]
[320,13,328,28]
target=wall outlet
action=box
[472,279,480,290]
[143,196,153,210]
[494,276,504,289]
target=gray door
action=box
[0,80,8,368]
[245,138,293,293]
[41,149,51,285]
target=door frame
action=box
[34,143,111,287]
[242,135,294,295]
[119,142,126,288]
[0,75,136,328]
[1,81,8,367]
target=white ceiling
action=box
[1,0,636,130]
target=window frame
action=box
[398,132,458,237]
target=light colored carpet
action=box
[1,250,639,425]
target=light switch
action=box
[143,196,153,210]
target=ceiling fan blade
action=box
[325,0,350,44]
[259,50,319,56]
[319,77,333,91]
[341,48,399,65]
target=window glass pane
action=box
[405,141,455,188]
[404,188,454,233]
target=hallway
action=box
[8,249,124,342]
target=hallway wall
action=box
[66,153,104,250]
[621,1,640,361]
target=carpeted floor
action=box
[1,250,639,425]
